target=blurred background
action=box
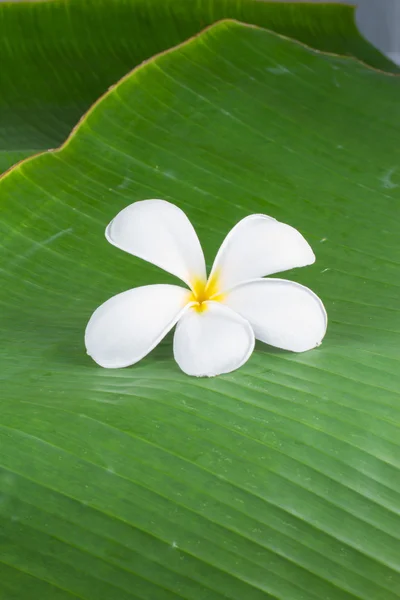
[2,0,399,65]
[281,0,400,65]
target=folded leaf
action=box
[0,0,397,173]
[1,20,400,600]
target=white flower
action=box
[85,200,327,377]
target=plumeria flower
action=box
[85,200,327,377]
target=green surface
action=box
[1,19,400,600]
[0,150,38,176]
[0,0,397,174]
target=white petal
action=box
[173,302,255,377]
[208,215,315,293]
[85,284,191,368]
[106,200,206,289]
[223,278,327,352]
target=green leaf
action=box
[1,19,400,600]
[0,0,397,173]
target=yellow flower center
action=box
[188,272,224,312]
